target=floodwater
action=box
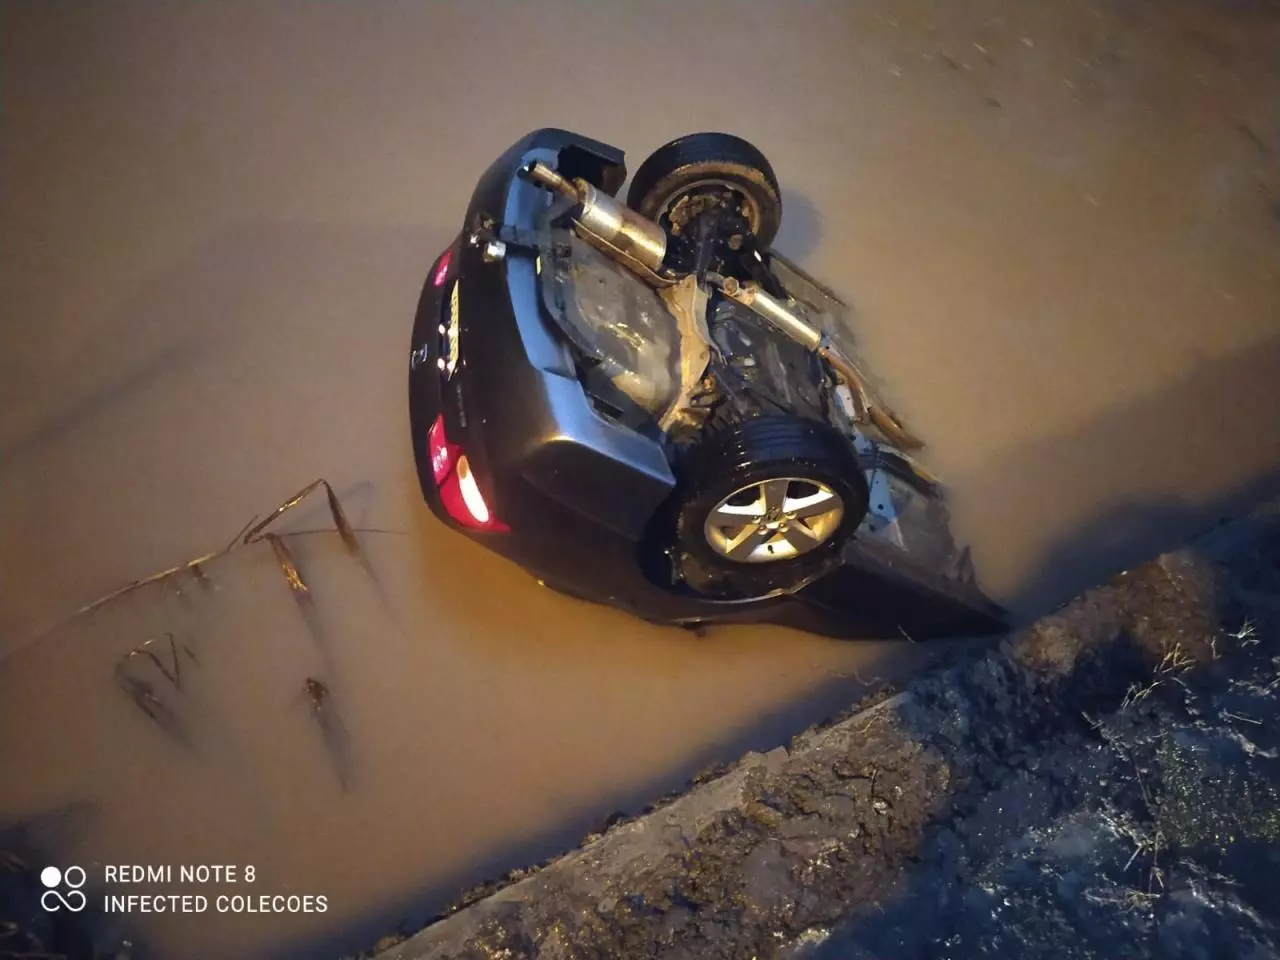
[1,1,1278,957]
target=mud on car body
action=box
[409,128,1004,639]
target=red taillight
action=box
[432,248,453,288]
[428,414,456,484]
[427,414,509,532]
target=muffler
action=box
[525,161,671,282]
[526,160,924,453]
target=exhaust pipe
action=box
[526,161,668,277]
[717,276,924,451]
[719,276,821,351]
[527,162,924,452]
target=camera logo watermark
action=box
[40,866,87,913]
[36,863,329,916]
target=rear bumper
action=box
[407,130,680,590]
[407,244,460,529]
[406,232,677,601]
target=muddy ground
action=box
[366,499,1280,959]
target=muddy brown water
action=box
[2,2,1278,957]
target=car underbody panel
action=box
[408,128,1006,640]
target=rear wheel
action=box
[627,133,783,274]
[669,416,868,600]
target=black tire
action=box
[670,416,869,600]
[627,133,783,248]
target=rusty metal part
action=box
[714,274,924,451]
[817,344,924,451]
[879,447,941,489]
[867,406,925,451]
[526,161,669,277]
[525,161,578,197]
[576,182,667,272]
[657,274,713,431]
[574,226,678,288]
[720,276,822,351]
[665,185,752,237]
[527,162,923,450]
[647,162,778,236]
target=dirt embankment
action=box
[371,499,1280,960]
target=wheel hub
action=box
[704,477,845,564]
[659,183,757,275]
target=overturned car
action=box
[409,129,1004,639]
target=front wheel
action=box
[669,416,869,600]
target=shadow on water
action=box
[774,187,822,263]
[0,337,215,472]
[956,333,1280,622]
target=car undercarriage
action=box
[410,129,1004,638]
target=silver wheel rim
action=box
[703,477,844,564]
